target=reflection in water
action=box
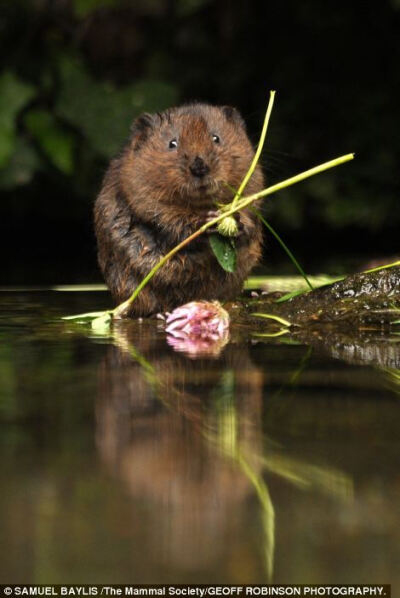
[96,324,353,580]
[381,367,400,395]
[293,328,400,370]
[96,324,266,577]
[1,291,399,583]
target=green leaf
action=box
[73,0,117,18]
[0,136,40,189]
[209,234,237,273]
[25,110,75,174]
[176,0,211,17]
[56,58,178,158]
[0,71,35,167]
[62,310,110,321]
[91,313,112,333]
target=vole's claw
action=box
[236,214,245,236]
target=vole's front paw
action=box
[205,210,221,234]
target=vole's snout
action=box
[189,156,210,178]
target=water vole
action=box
[94,103,264,316]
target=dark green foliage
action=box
[0,136,41,189]
[0,60,177,187]
[56,58,177,159]
[25,109,76,174]
[1,0,399,281]
[0,72,34,167]
[0,0,179,196]
[73,0,118,18]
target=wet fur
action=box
[94,103,264,316]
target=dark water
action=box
[1,290,399,584]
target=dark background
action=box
[1,0,399,284]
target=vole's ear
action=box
[221,106,246,130]
[130,112,156,150]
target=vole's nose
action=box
[190,156,210,178]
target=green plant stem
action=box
[252,313,293,327]
[221,153,354,216]
[113,152,354,317]
[112,227,206,317]
[251,207,314,291]
[230,90,276,210]
[363,260,400,274]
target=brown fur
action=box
[94,103,264,316]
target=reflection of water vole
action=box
[94,327,265,574]
[94,103,264,316]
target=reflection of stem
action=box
[237,453,275,581]
[117,345,277,580]
[114,333,352,582]
[266,345,313,404]
[381,367,400,395]
[253,330,290,338]
[113,329,155,376]
[258,453,353,499]
[211,371,275,581]
[112,328,185,411]
[289,346,313,386]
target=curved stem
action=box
[112,226,206,317]
[230,91,275,210]
[113,153,354,317]
[222,154,355,216]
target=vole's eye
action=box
[169,139,178,149]
[212,134,220,144]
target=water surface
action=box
[0,290,399,584]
